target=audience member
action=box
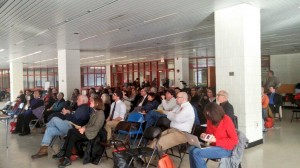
[43,92,65,123]
[262,87,269,132]
[13,90,44,136]
[145,89,178,128]
[189,102,238,168]
[105,90,126,140]
[267,86,282,118]
[53,97,105,168]
[141,78,151,88]
[101,91,111,119]
[263,70,281,90]
[139,92,159,115]
[216,90,235,125]
[149,92,194,151]
[31,95,91,159]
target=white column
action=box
[105,65,111,87]
[174,57,189,88]
[9,62,23,102]
[58,49,80,100]
[215,4,262,145]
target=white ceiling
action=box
[0,0,299,68]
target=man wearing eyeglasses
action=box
[216,90,235,124]
[149,92,195,151]
[105,90,126,140]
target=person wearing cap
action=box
[145,89,179,128]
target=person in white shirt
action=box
[149,92,195,151]
[145,89,179,128]
[105,90,126,140]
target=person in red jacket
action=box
[189,102,238,168]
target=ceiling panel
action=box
[0,0,299,68]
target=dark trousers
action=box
[15,112,37,133]
[269,104,279,114]
[43,110,54,123]
[62,129,89,158]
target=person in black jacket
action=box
[216,90,235,125]
[13,90,44,136]
[267,86,282,120]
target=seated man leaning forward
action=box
[145,89,178,128]
[31,95,91,159]
[105,90,127,140]
[149,92,195,151]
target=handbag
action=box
[112,140,133,168]
[264,117,274,128]
[158,154,176,168]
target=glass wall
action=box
[23,67,58,89]
[81,66,106,87]
[0,69,10,91]
[111,59,175,87]
[189,57,215,87]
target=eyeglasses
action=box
[216,94,224,97]
[176,97,183,99]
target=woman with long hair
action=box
[189,102,238,168]
[53,97,105,168]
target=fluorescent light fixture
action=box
[0,49,5,52]
[7,51,42,62]
[35,30,49,37]
[16,40,25,45]
[80,55,104,60]
[34,58,57,63]
[81,29,119,41]
[111,25,213,48]
[144,13,177,23]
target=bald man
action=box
[32,95,92,159]
[149,92,195,151]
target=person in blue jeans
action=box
[189,102,238,168]
[31,95,91,159]
[145,89,178,128]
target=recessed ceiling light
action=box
[0,49,5,52]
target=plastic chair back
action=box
[115,121,132,132]
[143,126,162,141]
[156,117,170,132]
[127,112,144,123]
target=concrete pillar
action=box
[215,4,262,145]
[105,65,111,87]
[174,57,189,89]
[9,62,23,102]
[58,49,80,100]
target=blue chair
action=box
[118,112,144,145]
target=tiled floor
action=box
[1,104,300,168]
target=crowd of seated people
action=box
[8,83,248,168]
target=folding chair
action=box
[127,126,162,168]
[291,100,300,122]
[155,117,170,132]
[118,112,144,145]
[29,106,46,131]
[101,121,133,160]
[206,130,248,168]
